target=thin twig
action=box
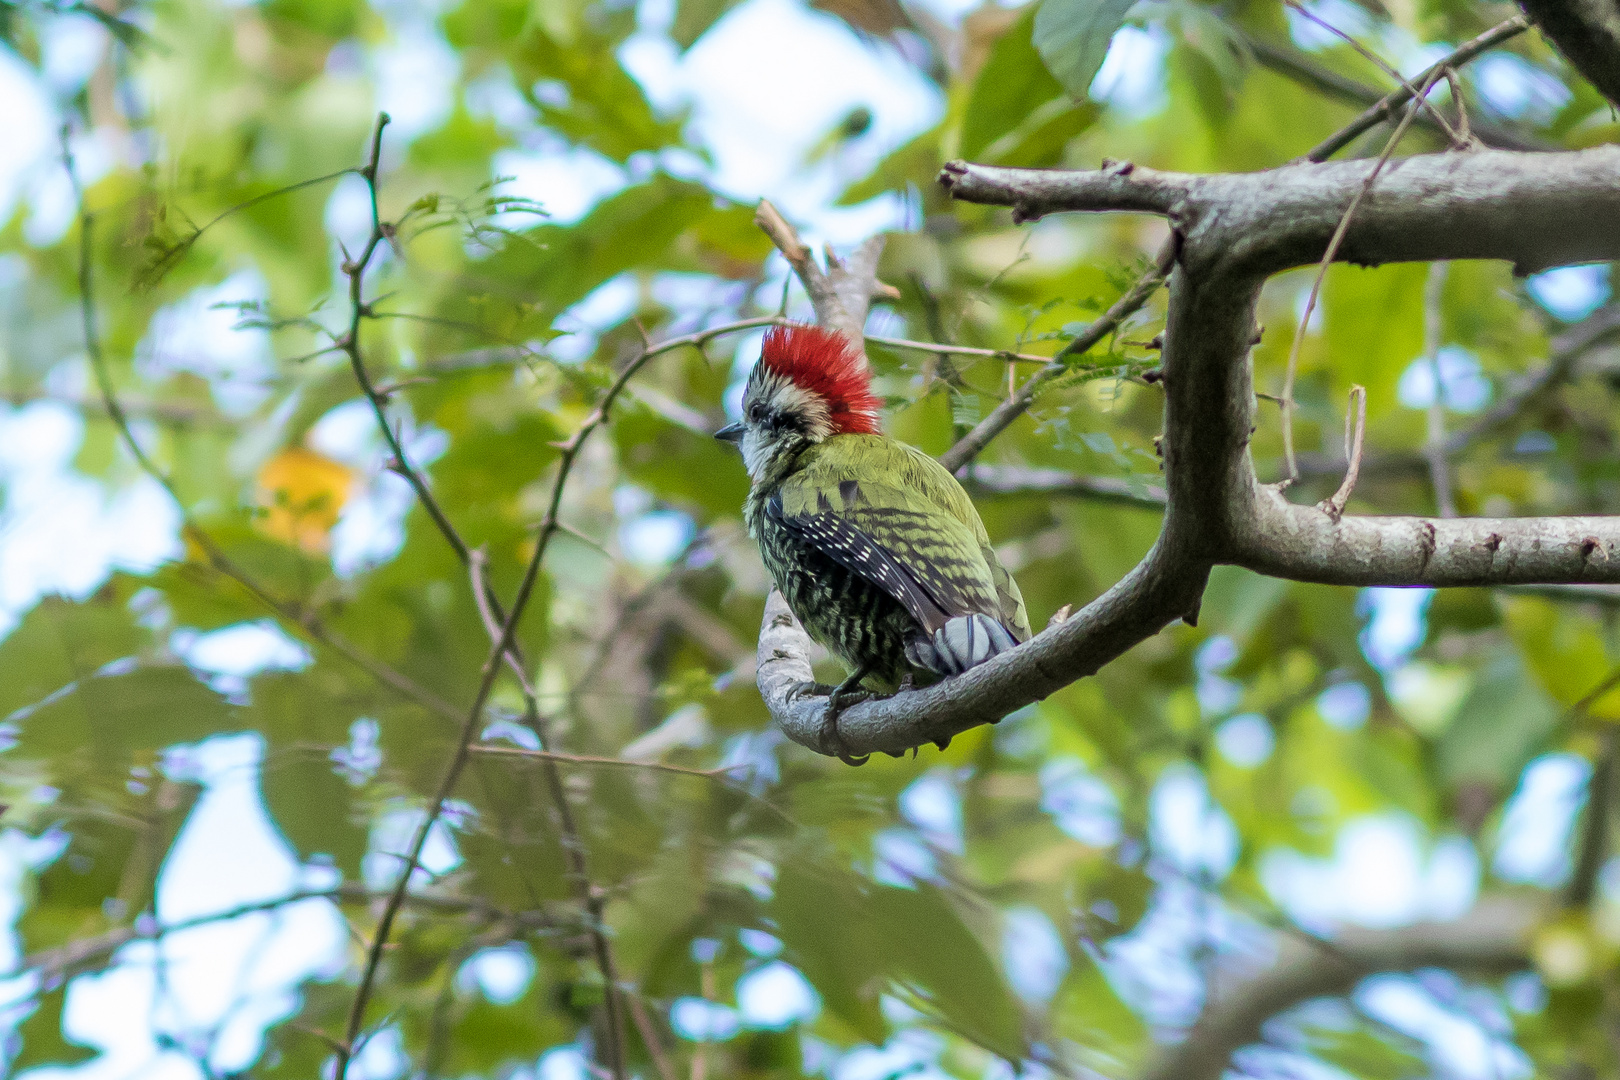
[1303,15,1528,163]
[1423,261,1457,517]
[19,884,550,982]
[335,492,561,1078]
[336,124,792,1080]
[470,548,537,694]
[1443,68,1473,145]
[1318,385,1367,521]
[337,207,786,1080]
[333,117,653,1080]
[863,334,1055,365]
[938,238,1176,473]
[625,991,679,1080]
[339,114,477,571]
[469,744,734,780]
[62,136,464,730]
[1279,66,1445,483]
[1285,1,1467,147]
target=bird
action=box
[715,323,1030,761]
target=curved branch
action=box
[759,539,1207,758]
[761,146,1620,762]
[1140,898,1537,1080]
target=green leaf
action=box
[511,30,685,163]
[962,6,1065,159]
[18,782,202,954]
[0,595,149,720]
[770,863,887,1042]
[870,884,1027,1061]
[1033,0,1137,101]
[11,667,237,770]
[1437,648,1560,790]
[12,986,96,1072]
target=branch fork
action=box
[757,142,1620,762]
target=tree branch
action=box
[21,885,558,984]
[962,464,1166,508]
[940,148,1620,276]
[1138,898,1538,1080]
[1240,24,1547,156]
[754,145,1620,762]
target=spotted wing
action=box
[772,461,1008,637]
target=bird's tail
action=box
[905,614,1019,677]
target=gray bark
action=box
[756,147,1620,761]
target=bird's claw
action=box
[820,683,876,766]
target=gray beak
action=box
[714,421,745,444]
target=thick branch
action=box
[1518,0,1620,107]
[1239,497,1620,585]
[768,144,1620,761]
[942,148,1620,277]
[1140,898,1537,1080]
[759,539,1207,758]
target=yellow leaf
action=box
[255,447,354,555]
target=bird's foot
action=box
[820,673,876,766]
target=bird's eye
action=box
[748,403,765,423]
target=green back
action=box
[776,434,1031,639]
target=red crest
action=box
[759,325,881,435]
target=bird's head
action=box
[715,324,881,479]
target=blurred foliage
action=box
[0,0,1617,1076]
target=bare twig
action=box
[1318,384,1367,521]
[1239,31,1544,154]
[469,744,733,781]
[963,463,1167,508]
[1279,66,1445,483]
[935,237,1176,473]
[1302,15,1530,162]
[335,488,561,1078]
[864,334,1055,365]
[19,884,555,983]
[339,114,478,572]
[626,992,678,1080]
[1443,68,1473,145]
[1285,1,1467,147]
[470,547,538,695]
[337,113,733,1080]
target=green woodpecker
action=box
[716,324,1029,756]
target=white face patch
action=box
[738,366,834,479]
